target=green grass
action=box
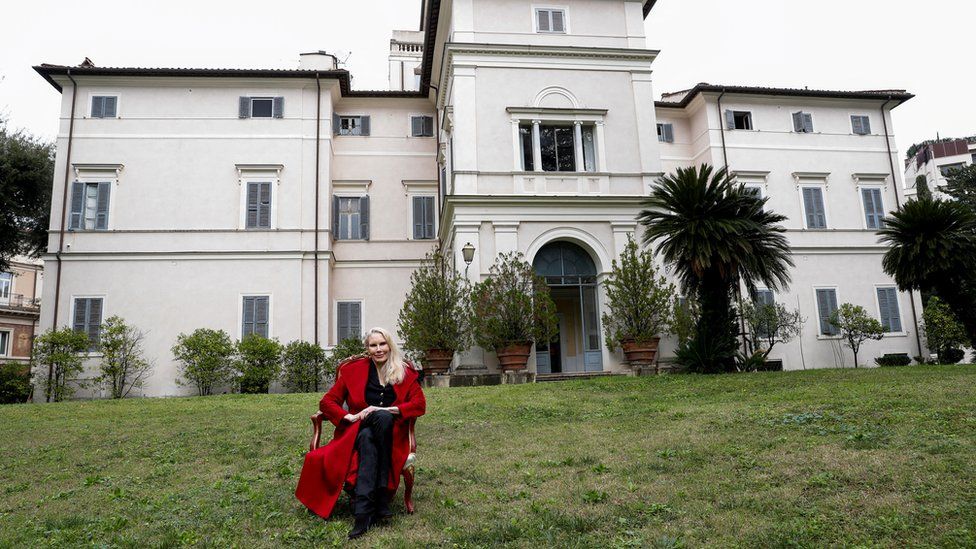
[2,366,976,547]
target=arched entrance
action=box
[532,241,603,373]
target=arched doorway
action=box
[532,241,603,373]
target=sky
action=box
[2,0,973,158]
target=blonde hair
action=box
[363,327,406,385]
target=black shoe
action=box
[348,514,372,539]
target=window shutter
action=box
[360,116,370,136]
[803,113,813,133]
[816,289,837,335]
[95,182,111,230]
[272,96,284,119]
[258,182,272,228]
[87,298,103,347]
[412,196,423,239]
[350,303,362,339]
[246,183,259,228]
[861,117,871,134]
[337,302,349,341]
[255,296,269,337]
[73,298,88,333]
[69,181,85,229]
[725,109,735,130]
[91,97,104,118]
[424,116,434,137]
[332,113,341,135]
[242,296,255,336]
[537,9,550,31]
[411,116,422,137]
[793,112,803,132]
[804,188,826,228]
[360,195,370,240]
[802,188,816,228]
[552,10,565,32]
[877,288,901,332]
[813,189,826,228]
[423,196,435,238]
[103,97,117,118]
[663,123,674,143]
[332,195,340,238]
[239,97,251,119]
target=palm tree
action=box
[638,164,793,372]
[878,197,976,343]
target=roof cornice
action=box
[654,83,914,109]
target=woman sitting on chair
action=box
[295,327,426,539]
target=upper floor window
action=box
[411,115,434,137]
[851,115,871,135]
[801,186,827,229]
[333,114,371,136]
[412,195,435,239]
[940,163,965,177]
[246,181,272,229]
[518,122,596,172]
[239,96,284,119]
[657,123,674,143]
[69,181,111,231]
[725,110,753,130]
[242,296,270,338]
[535,8,567,33]
[333,196,370,240]
[91,96,118,118]
[0,273,11,304]
[861,187,885,230]
[73,297,104,351]
[792,112,814,133]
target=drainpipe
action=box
[881,97,922,358]
[716,89,729,171]
[49,69,78,401]
[314,73,321,346]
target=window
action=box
[239,96,284,119]
[940,163,965,177]
[242,296,270,338]
[73,297,103,351]
[333,114,371,136]
[411,115,434,137]
[246,182,272,229]
[851,115,871,135]
[815,289,839,336]
[752,289,775,338]
[861,188,885,229]
[332,196,369,240]
[69,181,111,230]
[518,122,596,173]
[0,330,9,357]
[0,272,10,304]
[536,8,566,33]
[725,110,753,130]
[876,287,902,333]
[657,123,674,143]
[91,96,117,118]
[337,301,362,342]
[801,187,827,229]
[792,111,814,133]
[412,196,435,239]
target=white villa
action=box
[34,0,923,397]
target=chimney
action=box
[298,51,337,71]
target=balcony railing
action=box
[0,294,41,312]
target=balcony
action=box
[0,294,41,315]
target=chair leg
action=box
[403,465,415,514]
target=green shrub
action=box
[470,252,558,351]
[0,362,32,404]
[96,316,153,398]
[938,348,966,365]
[922,296,969,362]
[326,337,368,377]
[235,335,282,394]
[31,327,91,402]
[280,340,328,393]
[875,353,911,367]
[601,234,675,351]
[397,249,471,356]
[172,329,235,396]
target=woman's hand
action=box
[343,413,360,423]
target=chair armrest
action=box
[310,411,325,452]
[407,417,417,454]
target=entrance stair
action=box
[535,371,623,383]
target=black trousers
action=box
[353,410,394,515]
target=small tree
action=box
[96,316,153,398]
[915,175,932,201]
[32,327,90,402]
[0,363,32,404]
[671,295,699,347]
[741,301,804,362]
[944,164,976,211]
[397,249,472,356]
[601,234,675,351]
[922,296,968,364]
[830,303,884,368]
[235,334,282,394]
[281,340,328,393]
[172,329,235,396]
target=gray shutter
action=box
[337,302,350,341]
[69,181,85,229]
[861,117,871,134]
[816,289,837,335]
[803,188,816,228]
[877,288,901,332]
[95,182,111,230]
[411,116,423,137]
[246,183,259,228]
[423,196,434,238]
[552,10,565,32]
[412,196,423,239]
[91,97,104,118]
[242,296,255,336]
[333,113,341,135]
[87,298,103,347]
[852,115,868,135]
[360,116,370,136]
[239,97,251,119]
[793,112,803,132]
[663,123,674,143]
[803,188,826,228]
[272,96,284,118]
[725,109,736,130]
[862,188,882,229]
[350,302,362,339]
[255,296,269,337]
[360,195,370,240]
[103,97,117,118]
[73,298,88,333]
[803,113,814,133]
[258,182,271,228]
[332,195,340,238]
[537,9,550,31]
[424,116,434,137]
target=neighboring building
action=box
[389,30,424,92]
[904,137,976,199]
[0,256,42,366]
[34,0,922,397]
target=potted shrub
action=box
[470,252,558,371]
[397,250,472,374]
[602,235,676,366]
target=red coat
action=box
[295,358,426,518]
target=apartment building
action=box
[903,137,976,199]
[0,256,42,365]
[34,0,921,396]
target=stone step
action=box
[535,371,623,383]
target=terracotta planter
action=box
[423,348,455,374]
[621,337,660,365]
[495,342,533,371]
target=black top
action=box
[365,361,395,408]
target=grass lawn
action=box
[2,366,976,547]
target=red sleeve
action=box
[319,371,349,427]
[397,378,426,420]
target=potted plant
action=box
[470,252,558,371]
[397,249,472,374]
[602,234,676,366]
